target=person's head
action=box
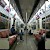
[30,30,31,31]
[12,24,14,26]
[12,25,14,28]
[12,26,14,28]
[21,30,22,32]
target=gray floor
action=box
[11,34,37,50]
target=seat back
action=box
[0,29,9,38]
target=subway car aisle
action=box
[0,0,50,50]
[11,34,37,50]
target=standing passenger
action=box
[19,30,24,41]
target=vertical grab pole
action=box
[45,1,46,37]
[26,12,27,50]
[45,1,46,49]
[45,2,47,49]
[8,0,10,49]
[45,1,46,31]
[8,0,10,29]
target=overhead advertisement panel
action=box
[0,0,7,8]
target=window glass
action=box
[0,13,10,29]
[42,15,50,29]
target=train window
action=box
[42,16,50,29]
[42,15,50,21]
[42,17,45,20]
[32,25,36,30]
[46,31,50,38]
[0,14,10,29]
[42,21,50,29]
[0,17,8,29]
[0,22,5,29]
[0,13,8,18]
[20,24,24,28]
[46,15,50,18]
[42,21,45,29]
[38,20,39,29]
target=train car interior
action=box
[0,0,50,50]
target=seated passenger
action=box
[11,25,16,35]
[38,31,45,50]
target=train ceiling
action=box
[10,0,47,23]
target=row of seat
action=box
[33,29,46,41]
[0,29,18,49]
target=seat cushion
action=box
[0,31,7,38]
[9,35,17,45]
[0,29,9,38]
[9,38,15,45]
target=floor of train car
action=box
[10,33,37,50]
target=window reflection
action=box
[42,15,50,30]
